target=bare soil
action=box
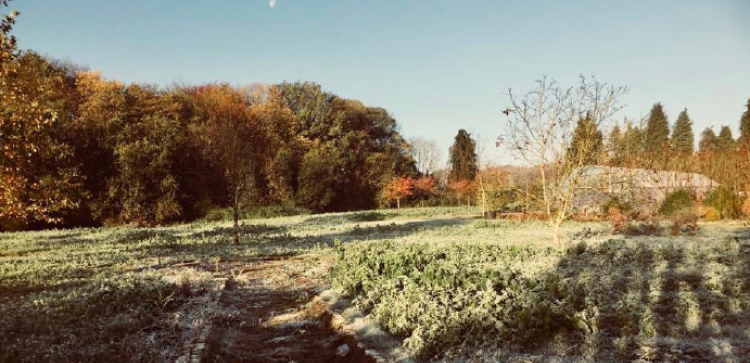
[200,255,375,363]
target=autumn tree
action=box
[0,5,82,229]
[192,84,277,244]
[382,177,414,209]
[412,176,438,205]
[449,129,478,182]
[500,75,627,247]
[449,179,476,207]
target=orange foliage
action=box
[382,177,414,208]
[449,179,477,205]
[413,176,438,198]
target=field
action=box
[1,207,749,362]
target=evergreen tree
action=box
[739,98,750,144]
[717,125,735,151]
[608,125,623,165]
[698,128,717,153]
[671,108,694,155]
[622,122,646,166]
[448,129,478,182]
[644,103,670,154]
[566,116,603,166]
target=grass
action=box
[1,207,749,362]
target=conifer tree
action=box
[739,98,750,144]
[608,125,623,165]
[644,103,670,154]
[622,122,645,166]
[448,129,478,182]
[717,125,735,151]
[698,128,717,153]
[566,116,603,166]
[671,108,694,155]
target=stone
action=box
[336,344,350,357]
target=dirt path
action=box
[200,255,375,363]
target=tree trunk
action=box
[396,198,400,209]
[233,193,240,245]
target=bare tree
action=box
[499,75,627,248]
[474,133,493,170]
[408,137,442,176]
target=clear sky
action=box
[11,0,750,165]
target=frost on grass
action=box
[1,207,749,362]
[332,219,750,361]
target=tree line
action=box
[571,100,750,191]
[0,3,417,231]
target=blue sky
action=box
[11,0,750,165]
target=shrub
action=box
[624,217,663,236]
[658,189,695,216]
[602,196,632,216]
[349,211,389,222]
[608,207,629,234]
[204,205,308,222]
[704,186,742,219]
[670,209,699,236]
[699,206,721,221]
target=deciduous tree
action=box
[0,5,82,229]
[192,84,275,244]
[382,176,414,209]
[408,137,442,176]
[499,75,627,247]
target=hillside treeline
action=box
[0,51,416,231]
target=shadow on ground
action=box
[550,234,750,362]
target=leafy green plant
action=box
[659,189,695,216]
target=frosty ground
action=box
[1,207,748,362]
